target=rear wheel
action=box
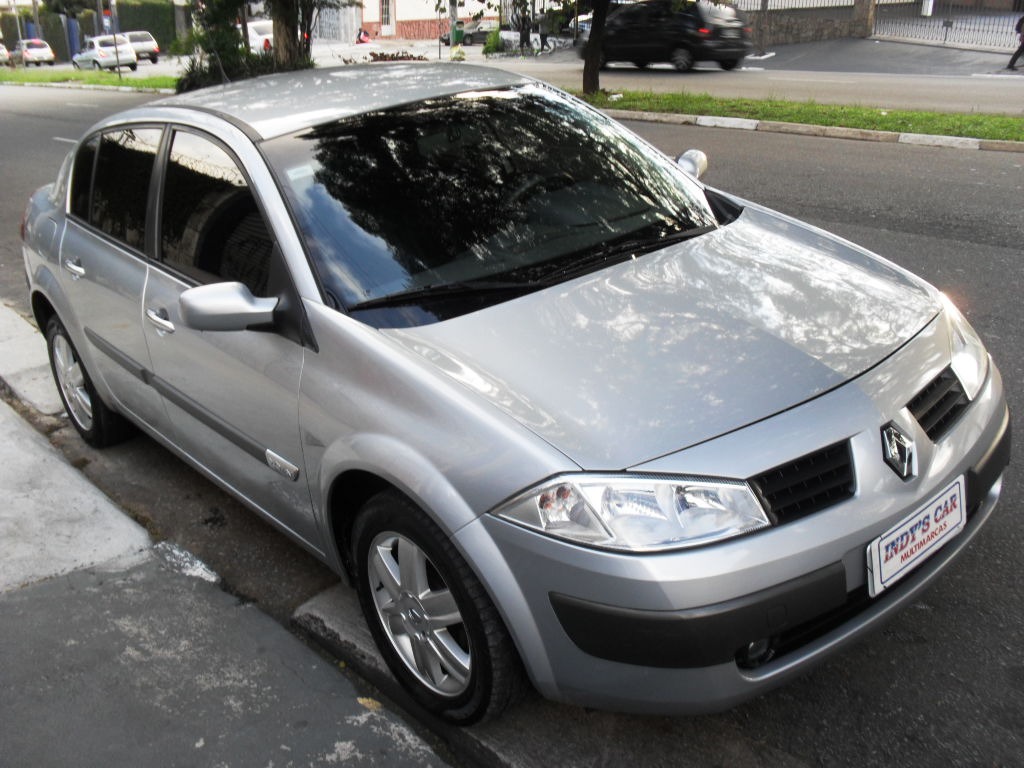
[670,47,694,71]
[353,490,525,725]
[719,58,742,70]
[128,63,137,71]
[46,316,133,448]
[150,55,158,63]
[92,60,101,70]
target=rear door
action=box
[59,125,171,436]
[141,127,321,550]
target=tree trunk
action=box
[582,0,610,94]
[274,11,301,67]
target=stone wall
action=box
[749,7,868,48]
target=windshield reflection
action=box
[263,84,717,327]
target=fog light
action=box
[737,638,775,669]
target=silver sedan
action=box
[21,64,1010,724]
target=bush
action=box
[483,26,503,55]
[116,0,176,51]
[175,49,313,93]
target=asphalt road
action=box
[1,65,1022,766]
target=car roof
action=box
[153,63,533,141]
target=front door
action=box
[142,127,321,551]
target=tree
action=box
[42,0,90,17]
[264,0,360,67]
[581,0,610,94]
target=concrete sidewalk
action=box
[0,303,446,766]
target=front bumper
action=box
[455,348,1010,714]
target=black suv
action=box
[585,0,752,71]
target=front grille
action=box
[750,441,855,525]
[907,367,969,442]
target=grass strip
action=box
[579,90,1024,142]
[0,68,177,91]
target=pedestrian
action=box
[1009,14,1024,69]
[538,13,550,51]
[519,15,531,54]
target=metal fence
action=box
[873,2,1021,50]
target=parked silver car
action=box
[124,30,160,63]
[72,34,138,71]
[21,64,1010,725]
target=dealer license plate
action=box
[866,476,965,597]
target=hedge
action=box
[1,0,175,59]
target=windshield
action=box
[263,84,718,328]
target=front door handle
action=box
[62,258,85,280]
[145,307,175,334]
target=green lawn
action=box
[0,67,177,91]
[580,90,1024,143]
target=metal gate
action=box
[874,1,1022,51]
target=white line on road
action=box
[53,137,77,144]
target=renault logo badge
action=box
[881,422,916,480]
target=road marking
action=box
[53,137,77,144]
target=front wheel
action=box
[670,47,694,72]
[352,490,524,725]
[46,316,133,448]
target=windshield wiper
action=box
[348,278,532,311]
[536,223,717,284]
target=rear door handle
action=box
[145,307,175,334]
[62,258,85,279]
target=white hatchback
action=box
[73,35,138,71]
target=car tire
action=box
[352,489,525,725]
[46,316,134,449]
[72,61,79,69]
[92,60,101,70]
[719,58,742,70]
[129,63,137,71]
[670,47,694,72]
[633,61,649,68]
[150,55,158,63]
[47,61,54,66]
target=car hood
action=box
[385,205,939,469]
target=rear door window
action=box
[69,127,162,252]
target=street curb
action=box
[0,80,176,94]
[604,108,1024,153]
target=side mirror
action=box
[676,149,708,180]
[179,282,278,332]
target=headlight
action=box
[942,294,989,400]
[492,475,771,552]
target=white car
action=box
[73,35,138,71]
[13,38,55,66]
[0,43,10,66]
[245,19,274,52]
